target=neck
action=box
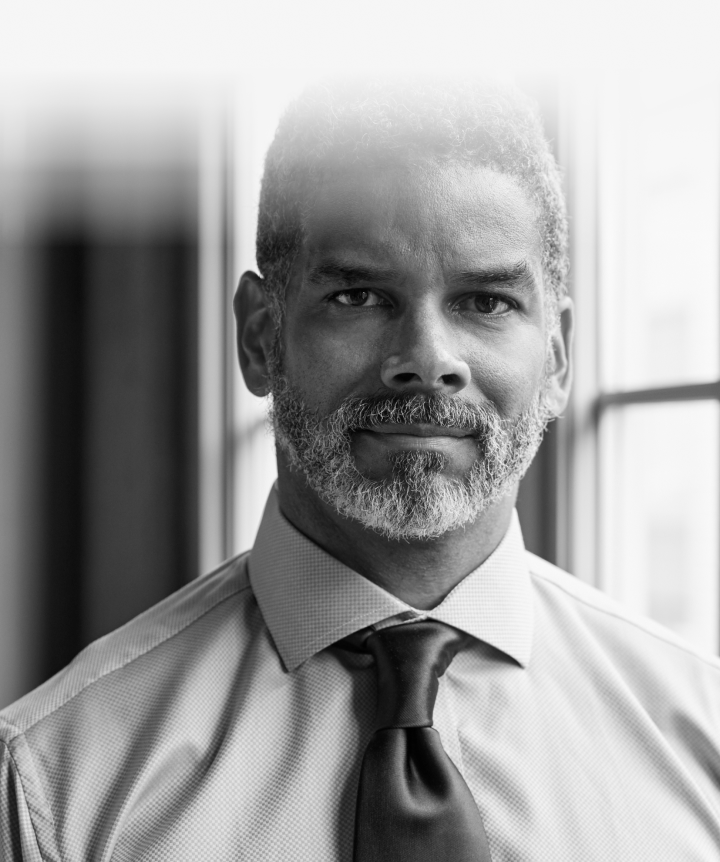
[275,457,518,610]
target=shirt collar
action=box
[249,487,534,672]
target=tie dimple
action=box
[364,620,469,729]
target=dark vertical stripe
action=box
[39,235,87,677]
[35,230,200,678]
[81,237,199,644]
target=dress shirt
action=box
[3,487,720,861]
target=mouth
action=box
[362,423,476,439]
[351,423,479,456]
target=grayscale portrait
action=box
[2,15,720,859]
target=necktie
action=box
[353,620,493,862]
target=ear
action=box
[233,271,277,397]
[543,295,574,416]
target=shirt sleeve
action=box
[0,733,53,862]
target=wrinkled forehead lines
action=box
[299,160,544,275]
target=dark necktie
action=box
[353,620,493,862]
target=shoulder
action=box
[0,552,254,740]
[0,552,272,861]
[525,550,720,678]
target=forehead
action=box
[302,161,542,273]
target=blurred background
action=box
[1,0,719,706]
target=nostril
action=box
[394,372,419,384]
[381,351,471,394]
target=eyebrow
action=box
[449,261,536,291]
[306,261,403,287]
[306,258,536,291]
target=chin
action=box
[316,452,508,542]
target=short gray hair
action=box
[256,77,568,324]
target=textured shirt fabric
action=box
[3,490,720,860]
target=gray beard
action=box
[268,375,555,541]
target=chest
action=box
[85,654,720,862]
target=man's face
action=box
[265,161,569,539]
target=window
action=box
[198,85,294,572]
[561,73,720,653]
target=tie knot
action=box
[365,620,469,730]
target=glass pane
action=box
[599,401,719,654]
[599,78,720,390]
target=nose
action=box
[380,309,471,395]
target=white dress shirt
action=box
[2,487,720,860]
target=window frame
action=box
[557,81,720,643]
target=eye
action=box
[456,294,515,315]
[330,289,389,308]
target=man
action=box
[2,79,720,861]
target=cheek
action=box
[282,323,379,409]
[468,330,547,415]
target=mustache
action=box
[326,393,502,435]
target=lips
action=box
[364,423,475,438]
